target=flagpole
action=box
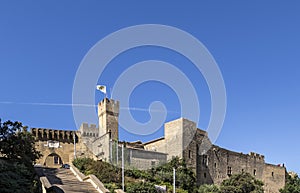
[116,141,119,166]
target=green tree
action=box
[220,172,264,193]
[280,174,300,193]
[72,157,94,172]
[0,120,41,166]
[153,157,196,192]
[0,119,42,193]
[198,184,220,193]
[125,181,157,193]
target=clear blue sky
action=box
[0,1,299,174]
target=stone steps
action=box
[43,168,99,193]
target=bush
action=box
[220,172,264,193]
[126,181,157,193]
[104,182,121,193]
[198,184,219,193]
[90,160,121,183]
[280,174,300,193]
[72,157,94,172]
[73,158,120,183]
[73,157,196,192]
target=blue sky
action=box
[0,1,299,174]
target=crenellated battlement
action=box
[248,151,265,160]
[98,98,119,116]
[79,123,99,137]
[30,127,78,142]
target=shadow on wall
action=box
[197,154,214,185]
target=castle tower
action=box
[98,98,119,140]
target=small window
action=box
[189,150,192,158]
[227,166,232,175]
[214,163,217,167]
[253,169,256,176]
[151,161,156,167]
[272,172,274,177]
[204,172,207,178]
[242,169,244,172]
[203,155,208,166]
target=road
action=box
[43,167,99,193]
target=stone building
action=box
[30,128,95,167]
[79,98,167,168]
[31,98,286,192]
[143,118,286,193]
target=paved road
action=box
[43,168,99,193]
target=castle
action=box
[31,98,286,193]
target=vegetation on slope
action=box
[73,157,195,192]
[73,157,266,193]
[0,119,42,193]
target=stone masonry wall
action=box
[165,118,183,160]
[128,148,167,170]
[263,163,286,193]
[144,138,166,153]
[98,98,119,140]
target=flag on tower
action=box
[96,85,107,94]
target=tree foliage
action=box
[0,119,42,193]
[219,172,264,193]
[280,174,300,193]
[73,156,196,192]
[197,184,220,193]
[73,157,121,183]
[73,157,266,193]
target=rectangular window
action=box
[272,172,274,177]
[204,172,207,178]
[253,169,256,176]
[203,155,208,166]
[227,166,232,175]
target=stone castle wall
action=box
[81,131,111,162]
[128,148,167,170]
[142,117,286,192]
[194,146,286,193]
[31,128,93,166]
[31,97,286,192]
[79,123,98,137]
[263,163,286,193]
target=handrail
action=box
[70,163,110,193]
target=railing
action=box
[70,163,110,193]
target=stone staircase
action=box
[43,167,99,193]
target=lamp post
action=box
[173,167,176,193]
[73,132,76,159]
